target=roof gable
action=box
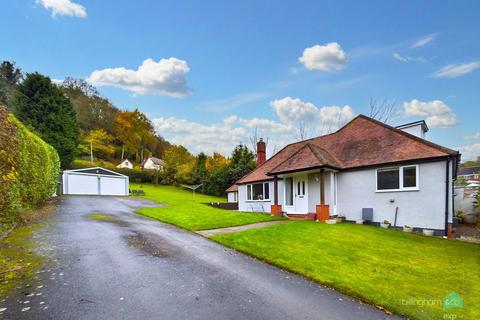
[64,167,127,177]
[270,144,340,174]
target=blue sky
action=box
[1,0,480,159]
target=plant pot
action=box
[325,219,337,224]
[356,219,364,225]
[423,229,434,236]
[403,227,413,233]
[380,223,390,229]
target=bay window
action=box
[246,182,270,201]
[376,165,418,191]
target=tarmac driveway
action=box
[0,196,399,319]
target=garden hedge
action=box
[0,105,60,222]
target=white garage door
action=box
[67,174,99,195]
[100,176,127,196]
[63,167,129,196]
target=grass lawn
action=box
[211,221,480,320]
[133,183,283,231]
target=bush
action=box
[0,106,60,223]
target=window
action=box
[246,182,270,201]
[285,178,293,206]
[376,165,418,191]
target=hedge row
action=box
[0,106,60,222]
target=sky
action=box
[1,0,480,160]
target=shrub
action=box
[0,105,19,217]
[0,106,60,223]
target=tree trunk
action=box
[90,141,93,163]
[121,145,125,160]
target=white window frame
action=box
[246,182,270,201]
[376,164,419,192]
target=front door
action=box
[294,175,308,213]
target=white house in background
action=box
[228,115,460,236]
[457,166,480,180]
[142,157,165,171]
[226,184,238,203]
[117,159,133,169]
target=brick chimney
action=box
[257,138,266,167]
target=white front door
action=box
[294,175,308,213]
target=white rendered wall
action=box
[336,161,452,230]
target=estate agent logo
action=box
[443,292,464,311]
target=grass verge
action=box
[211,221,480,320]
[133,183,283,231]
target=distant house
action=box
[457,166,480,180]
[226,184,238,203]
[142,157,165,171]
[117,159,133,169]
[228,115,460,236]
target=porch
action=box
[270,168,337,221]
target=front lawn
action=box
[133,184,283,230]
[211,221,480,320]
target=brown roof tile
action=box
[236,115,459,184]
[226,184,238,192]
[269,144,340,174]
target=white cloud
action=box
[432,61,480,78]
[393,53,408,62]
[198,92,269,112]
[393,53,427,63]
[270,97,354,131]
[299,43,347,71]
[465,132,480,140]
[403,99,458,128]
[458,144,480,161]
[87,58,190,98]
[152,116,295,156]
[153,97,356,156]
[37,0,86,18]
[411,33,438,48]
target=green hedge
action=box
[0,106,60,222]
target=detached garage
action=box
[62,167,129,196]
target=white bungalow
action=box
[229,115,460,236]
[117,159,133,169]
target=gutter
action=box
[445,158,450,237]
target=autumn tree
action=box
[62,78,120,135]
[162,145,195,184]
[206,152,228,172]
[114,109,156,161]
[84,129,115,161]
[115,111,140,160]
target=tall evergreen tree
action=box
[13,73,79,168]
[0,61,22,108]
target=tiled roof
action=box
[236,115,459,184]
[458,166,480,176]
[226,184,238,192]
[269,143,340,174]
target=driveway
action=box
[1,196,399,320]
